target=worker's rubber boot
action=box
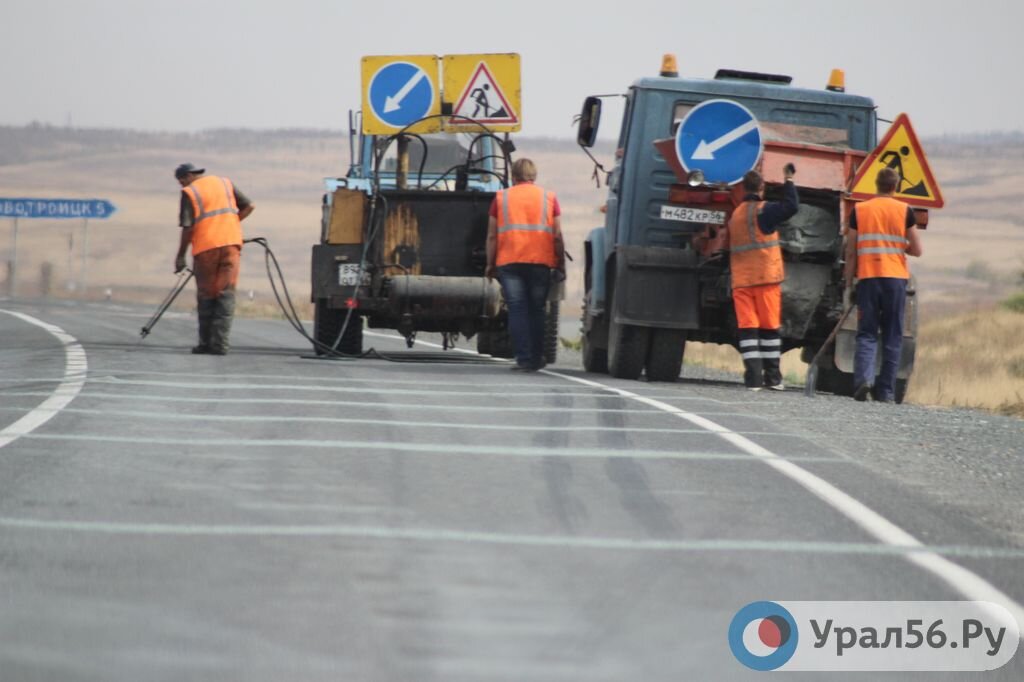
[192,297,216,354]
[760,328,783,390]
[208,290,235,355]
[738,329,763,390]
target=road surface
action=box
[1,299,1022,680]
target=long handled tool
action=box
[140,269,193,338]
[804,304,855,397]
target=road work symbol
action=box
[368,61,436,129]
[450,62,517,125]
[849,113,944,208]
[676,99,763,185]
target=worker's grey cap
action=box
[174,163,205,179]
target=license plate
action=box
[660,205,726,224]
[338,263,363,286]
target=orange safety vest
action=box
[183,175,243,256]
[853,197,909,280]
[495,183,557,268]
[727,200,784,288]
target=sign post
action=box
[0,198,117,297]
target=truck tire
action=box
[313,299,363,355]
[544,302,560,365]
[582,329,608,373]
[477,329,514,359]
[814,365,854,396]
[645,329,686,382]
[608,319,649,380]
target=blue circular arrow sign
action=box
[676,99,763,185]
[368,61,435,130]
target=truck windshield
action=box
[672,102,852,148]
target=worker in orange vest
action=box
[723,165,798,390]
[844,167,922,402]
[485,158,566,371]
[173,163,255,355]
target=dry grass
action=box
[908,306,1024,415]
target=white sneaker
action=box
[747,386,763,392]
[767,382,785,391]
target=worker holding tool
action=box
[844,167,922,403]
[485,158,566,371]
[722,164,799,391]
[173,163,254,355]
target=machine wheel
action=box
[543,301,560,365]
[582,327,608,374]
[645,329,686,382]
[313,299,363,355]
[608,319,650,380]
[813,365,854,397]
[477,329,514,359]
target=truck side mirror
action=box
[577,97,602,148]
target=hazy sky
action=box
[2,0,1021,139]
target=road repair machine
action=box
[575,56,943,401]
[310,53,561,360]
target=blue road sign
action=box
[0,198,117,219]
[675,99,763,185]
[368,61,436,129]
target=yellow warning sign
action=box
[442,53,521,132]
[849,113,944,208]
[361,55,441,135]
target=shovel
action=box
[804,304,855,397]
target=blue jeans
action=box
[498,264,551,367]
[854,277,907,400]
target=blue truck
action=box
[575,58,925,401]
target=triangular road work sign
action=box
[849,113,944,208]
[449,62,519,127]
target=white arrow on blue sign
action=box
[0,198,117,219]
[368,61,436,129]
[675,99,763,185]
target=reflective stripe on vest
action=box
[727,200,784,288]
[495,183,557,268]
[854,197,909,280]
[184,175,243,256]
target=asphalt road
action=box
[1,298,1022,681]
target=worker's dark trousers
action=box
[759,328,782,387]
[738,328,763,388]
[854,277,907,401]
[497,263,551,368]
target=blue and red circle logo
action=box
[729,601,798,671]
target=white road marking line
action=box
[1,516,1023,560]
[2,390,671,414]
[0,405,813,438]
[393,332,1024,635]
[17,432,842,462]
[0,310,87,449]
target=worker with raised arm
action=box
[844,166,923,403]
[173,163,254,355]
[485,158,566,371]
[723,165,799,391]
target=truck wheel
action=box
[476,330,491,356]
[544,302,560,365]
[582,329,608,373]
[646,329,686,382]
[478,329,514,359]
[313,299,363,356]
[895,378,910,405]
[814,365,854,396]
[608,319,650,380]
